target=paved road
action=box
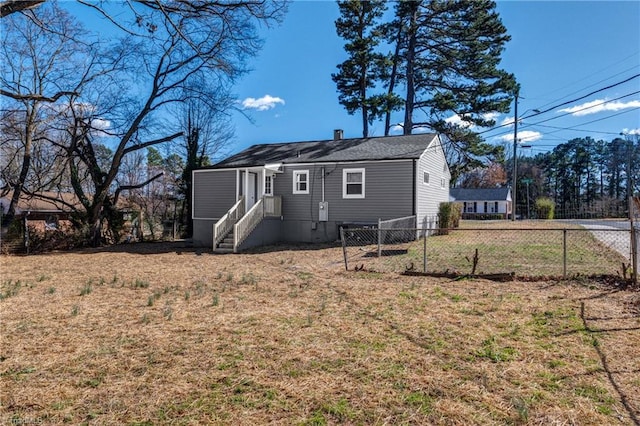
[563,219,633,260]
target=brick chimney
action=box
[333,129,344,140]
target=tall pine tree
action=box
[332,0,400,137]
[387,0,517,180]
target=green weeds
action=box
[0,279,22,300]
[475,336,517,362]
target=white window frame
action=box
[293,170,309,194]
[264,175,273,196]
[440,178,445,188]
[423,171,430,185]
[342,168,365,199]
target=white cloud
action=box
[91,118,110,130]
[445,114,466,127]
[445,112,500,129]
[389,123,431,134]
[498,130,543,143]
[482,112,500,122]
[622,128,640,135]
[558,99,640,116]
[413,126,431,133]
[389,123,404,133]
[501,116,515,127]
[241,94,285,111]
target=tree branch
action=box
[122,131,183,155]
[0,0,44,17]
[0,89,78,102]
[113,172,164,205]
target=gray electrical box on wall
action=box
[319,201,329,222]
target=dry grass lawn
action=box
[1,242,640,425]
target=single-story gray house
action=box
[192,131,451,252]
[450,187,512,219]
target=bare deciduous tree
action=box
[3,1,286,245]
[174,89,235,236]
[0,3,92,223]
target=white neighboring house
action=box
[450,187,512,219]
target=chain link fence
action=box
[341,223,638,281]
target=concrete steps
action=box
[214,231,234,253]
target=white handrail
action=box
[213,196,245,249]
[233,195,281,252]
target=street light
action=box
[511,88,538,221]
[512,91,518,221]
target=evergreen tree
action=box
[387,0,517,179]
[332,0,399,137]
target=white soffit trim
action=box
[264,163,283,173]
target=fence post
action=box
[23,215,29,255]
[423,230,427,273]
[377,218,382,258]
[340,226,348,271]
[563,229,567,278]
[631,224,638,285]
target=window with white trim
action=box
[440,178,445,188]
[293,170,309,194]
[343,168,365,198]
[265,175,273,195]
[423,171,430,185]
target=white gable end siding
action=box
[415,136,450,230]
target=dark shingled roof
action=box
[450,187,511,201]
[205,133,439,169]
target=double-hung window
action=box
[343,168,365,198]
[293,170,309,194]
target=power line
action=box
[519,107,640,145]
[545,107,640,133]
[490,107,639,147]
[522,122,621,136]
[525,74,640,118]
[482,87,640,139]
[478,74,640,136]
[531,52,640,110]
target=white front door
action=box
[247,172,257,209]
[240,171,258,211]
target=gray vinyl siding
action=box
[192,169,237,219]
[192,219,216,247]
[278,161,414,223]
[415,136,450,229]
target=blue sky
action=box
[231,1,640,157]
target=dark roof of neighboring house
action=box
[450,187,511,201]
[206,133,439,169]
[0,191,137,214]
[0,191,82,213]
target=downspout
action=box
[321,167,325,202]
[412,160,417,216]
[244,168,249,206]
[236,169,240,201]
